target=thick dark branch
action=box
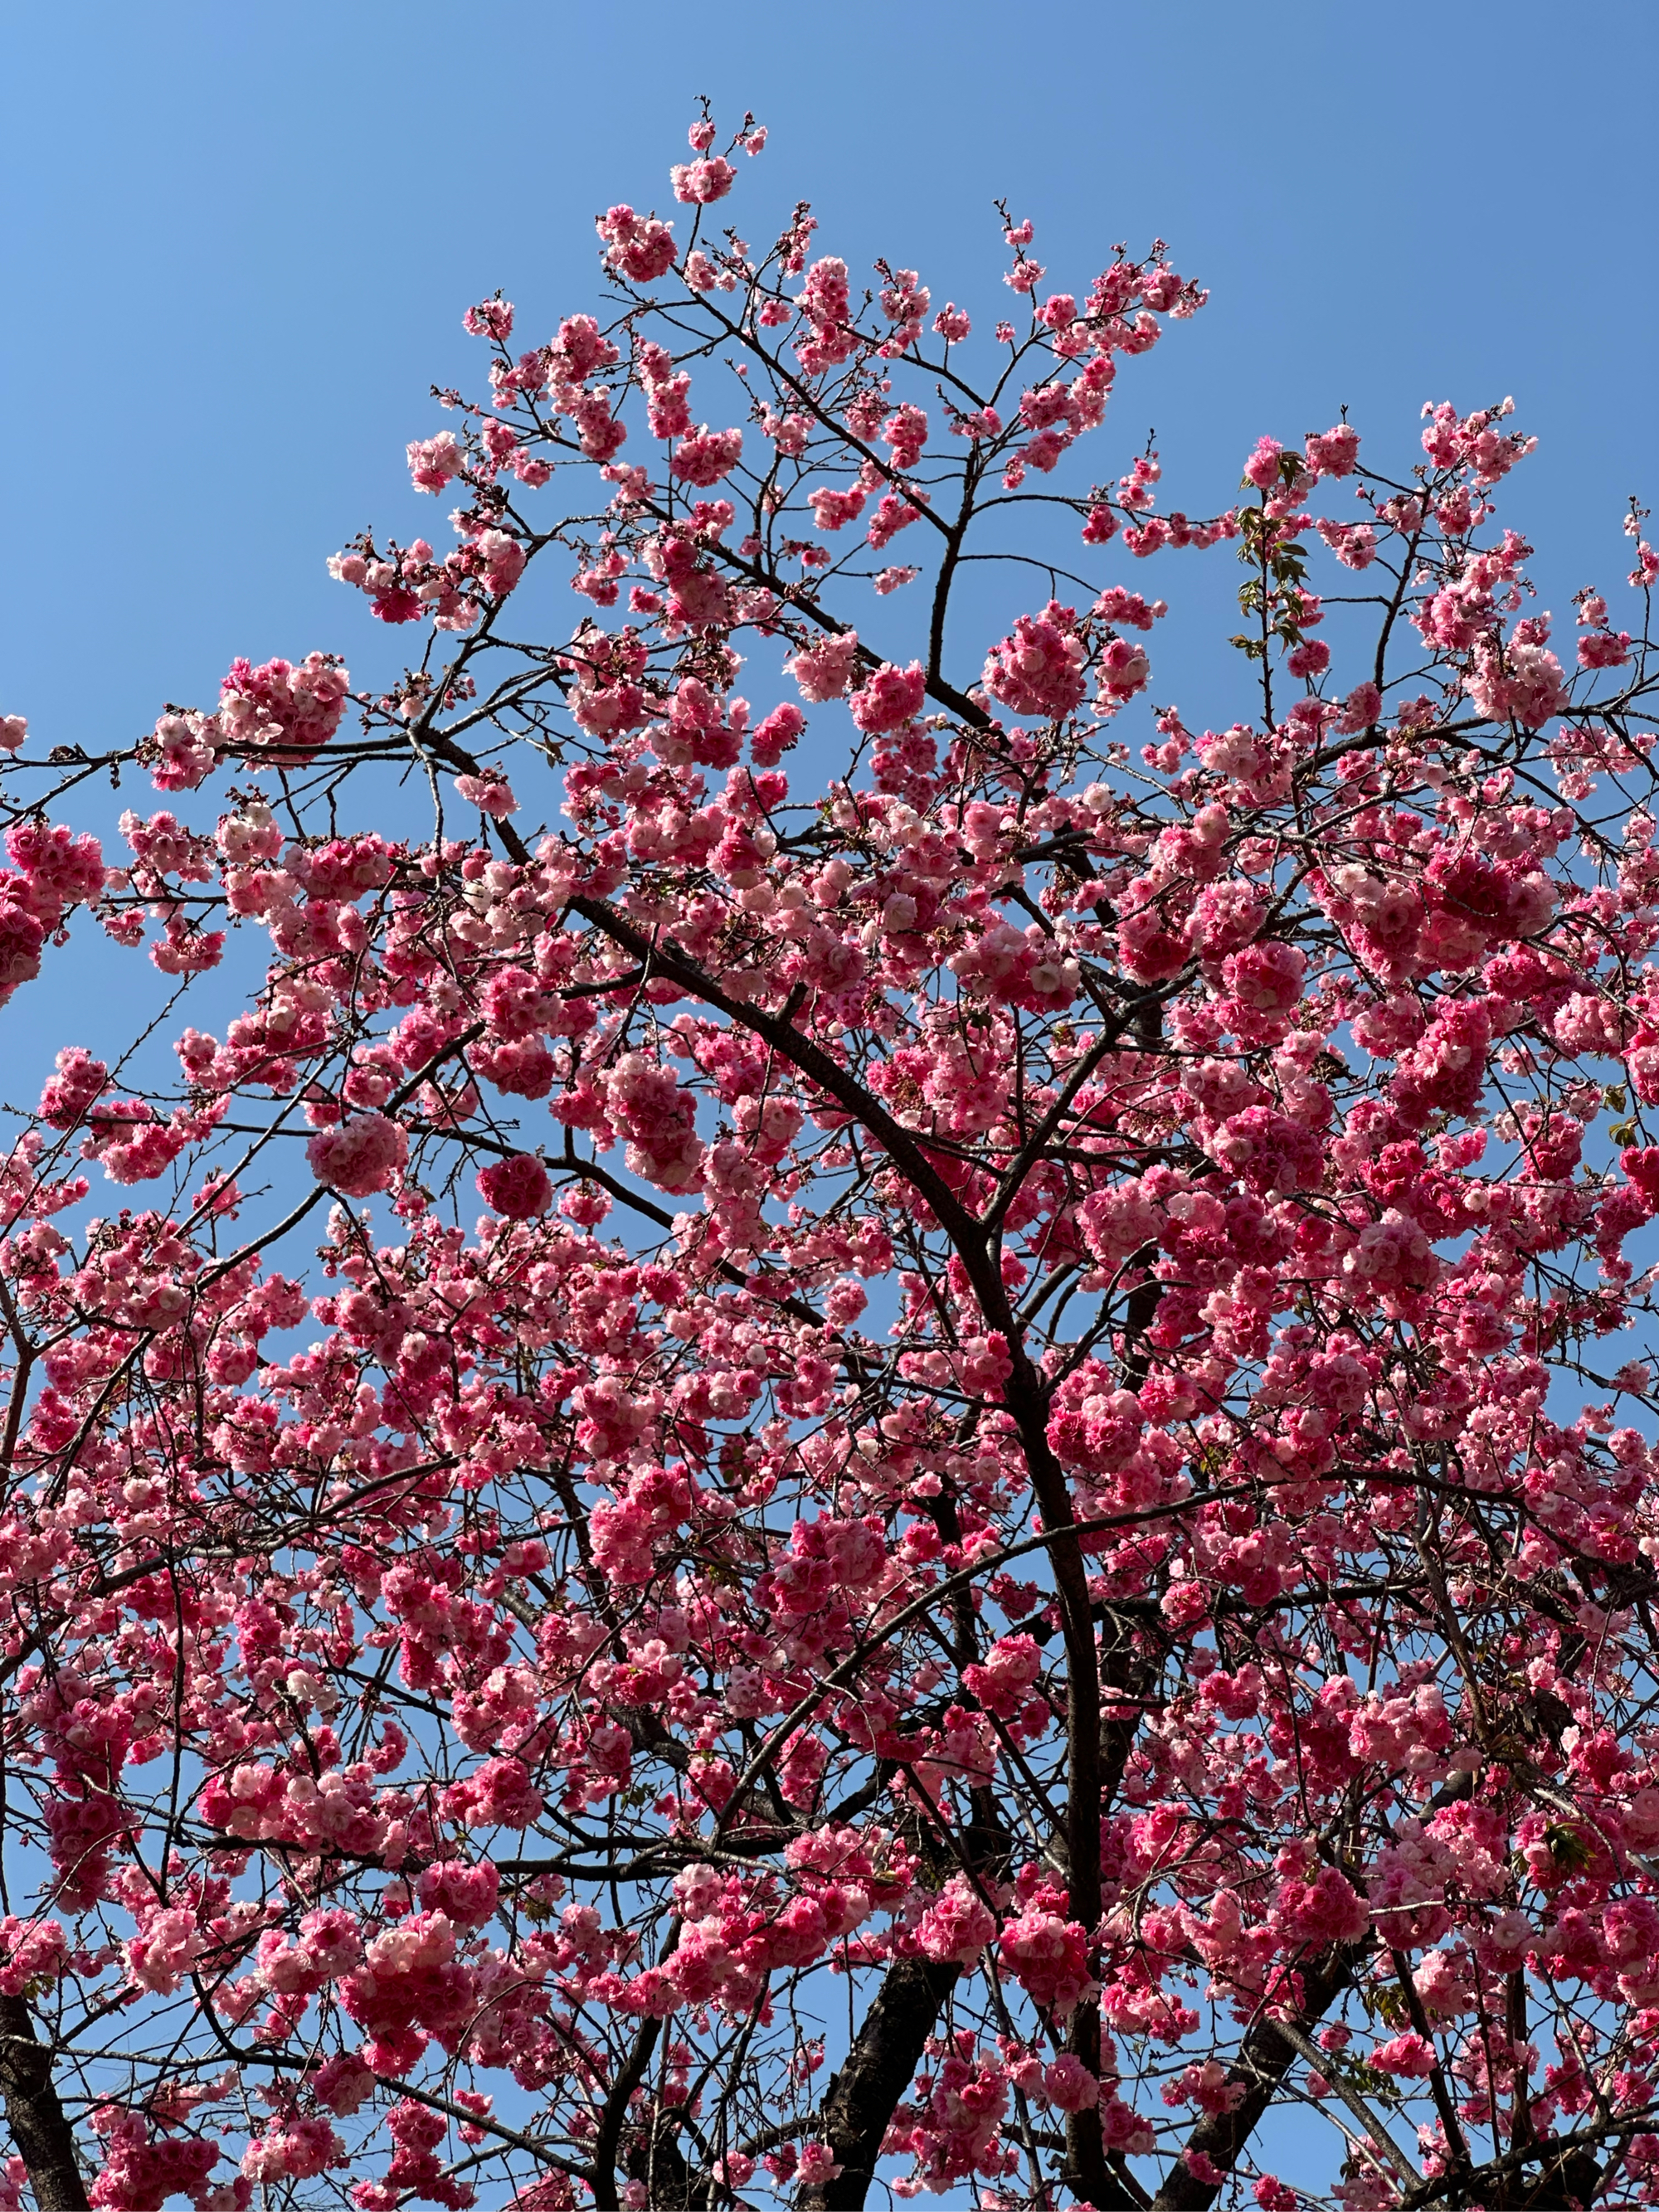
[623,2100,698,2210]
[1150,1943,1368,2212]
[1065,1625,1161,2200]
[564,894,986,1257]
[795,1955,962,2211]
[1400,2130,1608,2210]
[446,753,1110,2212]
[0,1996,90,2212]
[591,2014,663,2212]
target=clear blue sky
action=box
[5,0,1655,726]
[1,0,1656,1090]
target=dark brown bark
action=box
[1151,1945,1365,2212]
[622,2100,698,2210]
[0,1995,89,2211]
[560,884,1117,2202]
[1066,1621,1160,2203]
[795,1955,962,2211]
[591,2015,663,2212]
[995,1345,1110,2207]
[1400,2132,1603,2210]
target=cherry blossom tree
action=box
[3,103,1659,2212]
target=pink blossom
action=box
[220,652,350,761]
[670,156,736,206]
[998,1908,1094,2016]
[749,702,805,766]
[454,772,518,817]
[598,204,678,283]
[463,296,514,341]
[147,708,219,790]
[476,1152,552,1219]
[1467,635,1567,728]
[305,1114,408,1198]
[1305,423,1360,477]
[849,661,926,735]
[0,1917,67,1997]
[88,2112,219,2212]
[1043,2055,1100,2112]
[917,1875,997,1966]
[406,431,466,493]
[982,607,1087,720]
[1243,435,1286,491]
[1579,628,1632,668]
[1370,2031,1437,2078]
[808,484,866,532]
[788,631,860,703]
[670,426,744,487]
[443,1756,545,1830]
[241,2118,345,2181]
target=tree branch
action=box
[0,1997,90,2212]
[1150,1943,1369,2211]
[795,1954,962,2212]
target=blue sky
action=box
[4,2,1656,853]
[5,0,1655,748]
[0,2,1652,1359]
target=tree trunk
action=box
[0,1996,89,2211]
